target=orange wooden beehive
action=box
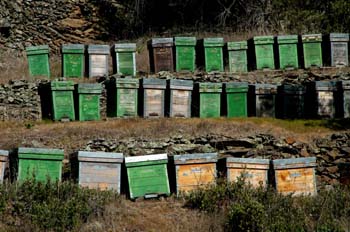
[272,157,317,196]
[225,157,270,188]
[172,153,218,194]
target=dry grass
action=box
[81,196,224,232]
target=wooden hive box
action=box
[225,157,270,188]
[125,154,170,200]
[17,147,64,182]
[87,45,110,78]
[142,78,167,118]
[272,157,317,196]
[0,150,8,183]
[167,79,193,118]
[148,38,174,73]
[72,151,123,192]
[172,153,218,194]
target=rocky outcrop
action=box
[0,0,128,51]
[0,80,42,121]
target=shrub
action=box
[0,178,118,231]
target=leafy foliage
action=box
[185,178,350,232]
[0,179,118,231]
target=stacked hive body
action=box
[196,82,222,118]
[279,84,306,119]
[329,33,349,67]
[0,150,8,183]
[175,37,196,72]
[249,84,278,117]
[142,78,167,118]
[253,36,275,70]
[76,83,102,121]
[125,154,170,199]
[340,81,350,118]
[149,38,174,73]
[111,78,139,117]
[73,151,123,192]
[87,45,109,77]
[225,82,248,118]
[172,153,217,194]
[227,41,248,73]
[277,35,299,69]
[302,34,323,68]
[225,158,270,188]
[272,157,317,196]
[17,147,64,182]
[113,43,137,76]
[51,81,75,121]
[203,38,224,72]
[167,79,193,118]
[26,45,50,78]
[61,44,85,78]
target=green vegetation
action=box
[185,178,350,232]
[0,179,118,231]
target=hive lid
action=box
[142,78,167,89]
[273,157,317,169]
[175,37,197,46]
[277,35,298,44]
[26,45,49,52]
[227,41,248,50]
[18,147,64,160]
[168,79,193,90]
[50,81,75,90]
[203,37,224,46]
[253,36,274,44]
[281,84,306,94]
[125,153,168,163]
[253,83,278,94]
[77,83,102,93]
[61,44,85,53]
[114,43,137,51]
[225,82,249,92]
[151,38,174,46]
[302,34,322,42]
[173,153,218,164]
[226,157,270,164]
[315,81,338,91]
[88,45,110,54]
[330,33,349,42]
[78,151,124,160]
[198,82,222,92]
[116,78,140,88]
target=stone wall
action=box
[85,132,350,188]
[0,0,125,51]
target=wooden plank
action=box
[227,163,269,169]
[0,161,6,183]
[176,163,216,193]
[275,168,316,196]
[228,168,268,187]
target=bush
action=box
[185,179,350,232]
[0,179,118,231]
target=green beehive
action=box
[17,147,64,182]
[76,83,102,121]
[227,41,248,73]
[197,82,222,118]
[110,78,139,117]
[175,37,196,72]
[125,154,170,199]
[51,81,75,121]
[302,34,323,68]
[113,43,137,76]
[203,38,224,72]
[277,35,299,69]
[225,82,248,117]
[26,45,50,78]
[253,36,275,70]
[61,44,85,78]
